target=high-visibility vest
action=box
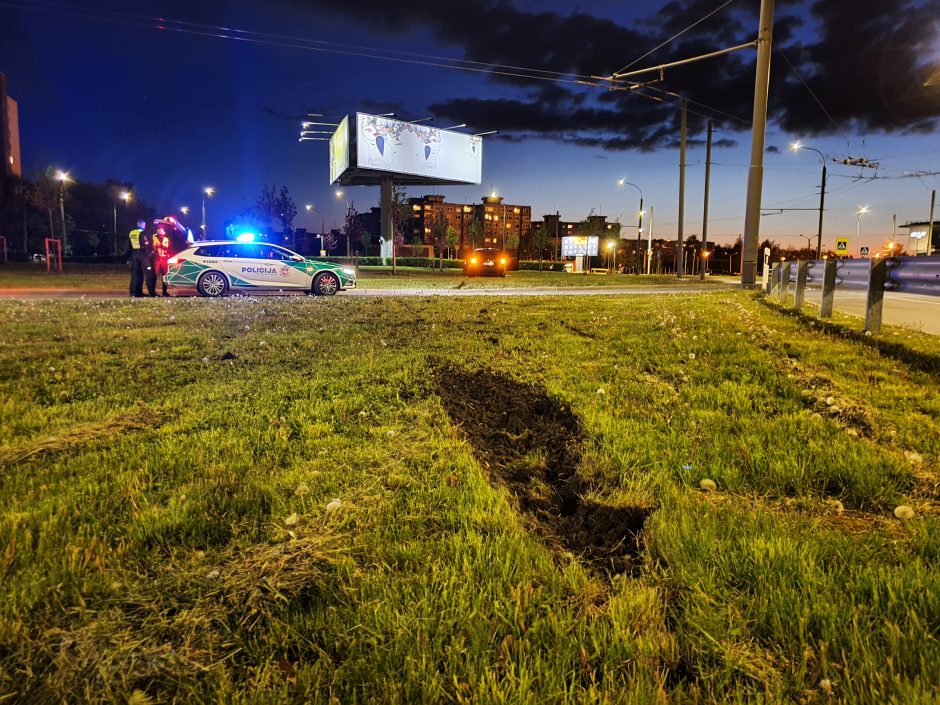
[129,228,144,250]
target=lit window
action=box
[485,214,492,220]
[464,206,472,213]
[424,227,431,234]
[513,208,520,214]
[412,205,421,211]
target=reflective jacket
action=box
[128,228,153,255]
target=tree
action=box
[429,211,448,270]
[390,184,411,275]
[28,176,59,242]
[445,225,458,261]
[579,210,605,274]
[469,219,483,252]
[342,207,365,259]
[531,224,550,270]
[255,185,297,231]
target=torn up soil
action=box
[434,366,652,576]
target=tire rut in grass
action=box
[434,366,651,577]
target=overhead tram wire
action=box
[5,0,753,134]
[612,0,739,76]
[776,48,840,131]
[4,0,635,90]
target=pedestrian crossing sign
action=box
[860,246,870,256]
[836,238,849,253]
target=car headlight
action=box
[342,268,355,276]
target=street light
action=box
[856,205,869,257]
[54,170,70,251]
[790,141,827,259]
[335,191,353,256]
[113,191,131,255]
[202,187,214,239]
[617,179,644,274]
[702,249,711,275]
[606,239,616,273]
[180,206,190,216]
[306,204,326,255]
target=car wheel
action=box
[313,271,340,296]
[197,271,228,297]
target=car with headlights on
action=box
[464,247,508,277]
[163,241,356,296]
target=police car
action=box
[163,241,356,297]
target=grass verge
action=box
[0,291,937,703]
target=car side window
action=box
[261,247,292,261]
[233,244,264,259]
[194,245,220,257]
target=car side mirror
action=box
[290,254,304,262]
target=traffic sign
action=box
[860,246,870,257]
[836,238,849,254]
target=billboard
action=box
[562,236,599,257]
[355,113,482,184]
[329,115,349,185]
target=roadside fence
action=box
[767,256,940,333]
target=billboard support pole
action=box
[380,176,395,273]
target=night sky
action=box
[1,0,938,250]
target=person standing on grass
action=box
[153,226,170,297]
[126,220,156,298]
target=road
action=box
[800,285,940,335]
[0,286,731,300]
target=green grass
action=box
[0,292,938,703]
[0,263,129,289]
[0,262,732,291]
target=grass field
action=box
[0,262,731,291]
[0,291,938,704]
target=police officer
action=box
[153,226,170,296]
[126,220,156,297]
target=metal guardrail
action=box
[768,255,940,333]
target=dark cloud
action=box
[766,144,780,153]
[297,0,940,150]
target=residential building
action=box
[0,72,21,179]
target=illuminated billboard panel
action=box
[561,236,599,257]
[329,116,349,185]
[355,113,482,184]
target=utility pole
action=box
[816,160,826,260]
[740,0,775,286]
[927,190,936,257]
[636,197,644,274]
[677,97,687,277]
[701,119,712,280]
[555,210,560,260]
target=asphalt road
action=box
[800,285,940,335]
[0,286,730,299]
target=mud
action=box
[434,366,652,576]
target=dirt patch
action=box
[434,366,652,576]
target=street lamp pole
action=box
[790,142,827,259]
[618,179,643,273]
[54,170,69,252]
[202,187,214,239]
[113,191,130,255]
[856,206,869,258]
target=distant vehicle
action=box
[31,253,46,263]
[163,240,356,297]
[464,247,507,277]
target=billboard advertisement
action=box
[356,113,482,184]
[561,236,599,257]
[329,116,350,185]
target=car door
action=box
[228,243,280,288]
[264,245,314,289]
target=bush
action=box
[518,260,566,272]
[312,256,465,269]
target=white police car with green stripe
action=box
[164,241,356,297]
